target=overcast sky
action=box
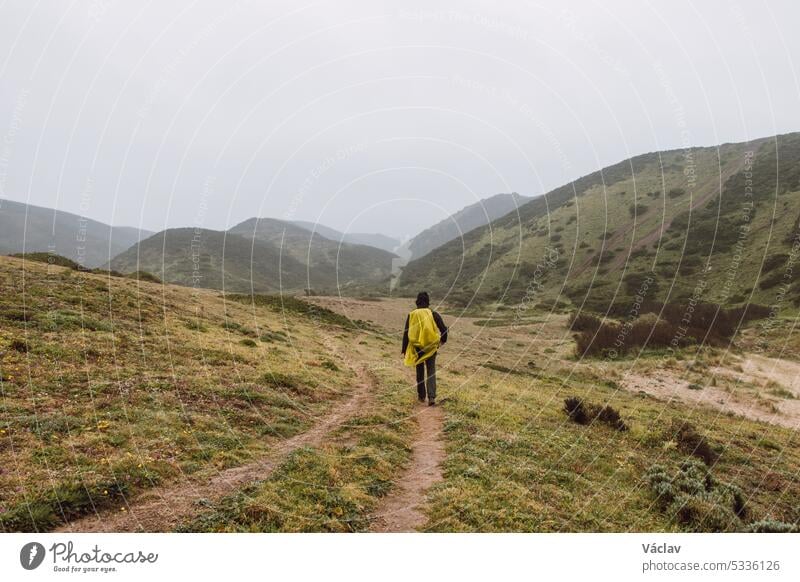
[1,0,798,239]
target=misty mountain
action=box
[406,193,531,259]
[0,199,151,268]
[291,220,401,253]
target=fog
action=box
[1,0,798,239]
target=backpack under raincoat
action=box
[404,307,441,367]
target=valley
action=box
[2,258,798,532]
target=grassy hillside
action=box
[229,217,396,292]
[109,228,307,293]
[110,220,396,294]
[0,199,151,268]
[399,134,800,313]
[407,192,531,259]
[0,255,408,531]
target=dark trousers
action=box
[415,354,437,401]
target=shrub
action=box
[185,319,207,332]
[567,312,602,332]
[574,301,771,357]
[563,397,628,431]
[667,187,686,198]
[646,459,745,532]
[321,360,339,371]
[763,254,788,272]
[0,306,33,322]
[39,310,113,332]
[573,313,687,358]
[9,339,28,353]
[262,372,304,393]
[743,520,799,533]
[239,338,257,348]
[668,419,719,465]
[259,330,287,343]
[629,203,649,217]
[222,321,257,337]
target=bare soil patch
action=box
[369,403,445,532]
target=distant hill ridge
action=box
[399,132,800,311]
[291,220,401,253]
[0,199,151,268]
[110,217,398,294]
[406,192,531,259]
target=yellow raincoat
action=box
[404,308,441,367]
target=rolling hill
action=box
[0,199,151,268]
[398,133,800,311]
[110,218,397,294]
[109,228,308,292]
[229,217,397,292]
[406,192,531,259]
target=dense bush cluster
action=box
[743,520,799,533]
[668,419,719,465]
[570,301,770,358]
[563,397,628,431]
[567,311,602,332]
[646,459,746,532]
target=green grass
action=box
[0,257,356,532]
[421,365,800,532]
[399,134,800,312]
[178,374,415,532]
[226,294,358,328]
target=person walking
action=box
[401,291,448,406]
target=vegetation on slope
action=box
[407,192,530,259]
[0,199,150,268]
[110,220,397,295]
[399,134,800,315]
[0,255,375,531]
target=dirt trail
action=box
[369,404,446,532]
[55,372,371,533]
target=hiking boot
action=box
[418,397,426,404]
[428,400,435,407]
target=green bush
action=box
[567,312,602,333]
[743,520,799,533]
[629,203,649,217]
[668,419,719,465]
[667,187,686,198]
[646,459,745,532]
[563,397,628,431]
